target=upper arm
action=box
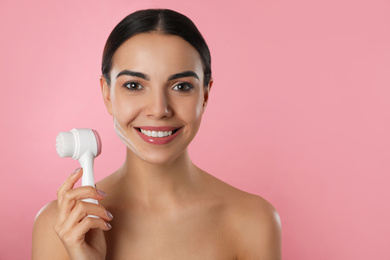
[234,197,282,260]
[32,200,69,260]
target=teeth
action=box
[140,129,174,138]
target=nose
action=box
[144,89,173,119]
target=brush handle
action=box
[79,152,96,188]
[79,151,99,218]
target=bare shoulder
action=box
[231,190,281,233]
[202,172,281,259]
[32,200,68,260]
[230,192,281,259]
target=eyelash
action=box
[172,82,194,92]
[123,81,143,91]
[122,81,194,92]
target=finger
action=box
[69,200,113,223]
[58,186,107,224]
[59,201,112,236]
[75,215,112,236]
[57,168,83,207]
[56,215,111,248]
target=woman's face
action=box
[101,32,211,164]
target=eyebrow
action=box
[168,71,199,81]
[115,70,199,81]
[116,70,150,80]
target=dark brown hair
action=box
[101,9,211,87]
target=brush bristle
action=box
[56,132,75,158]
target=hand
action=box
[54,168,113,260]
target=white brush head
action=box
[56,129,102,159]
[56,131,76,158]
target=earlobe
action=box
[100,76,113,115]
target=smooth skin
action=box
[32,33,281,260]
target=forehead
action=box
[111,33,203,77]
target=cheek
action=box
[176,97,204,125]
[111,91,142,124]
[193,91,206,118]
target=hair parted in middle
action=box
[101,9,212,87]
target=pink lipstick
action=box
[135,126,182,145]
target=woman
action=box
[33,9,281,259]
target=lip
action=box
[135,126,182,145]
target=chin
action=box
[131,147,188,166]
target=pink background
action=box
[1,0,389,259]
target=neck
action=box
[116,148,197,208]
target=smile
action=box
[140,129,173,138]
[135,126,182,145]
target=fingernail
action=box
[106,210,113,220]
[106,222,112,229]
[72,168,81,174]
[97,189,107,197]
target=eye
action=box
[123,81,143,91]
[172,82,193,92]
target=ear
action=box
[202,79,213,110]
[100,76,113,115]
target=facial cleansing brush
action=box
[56,128,102,206]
